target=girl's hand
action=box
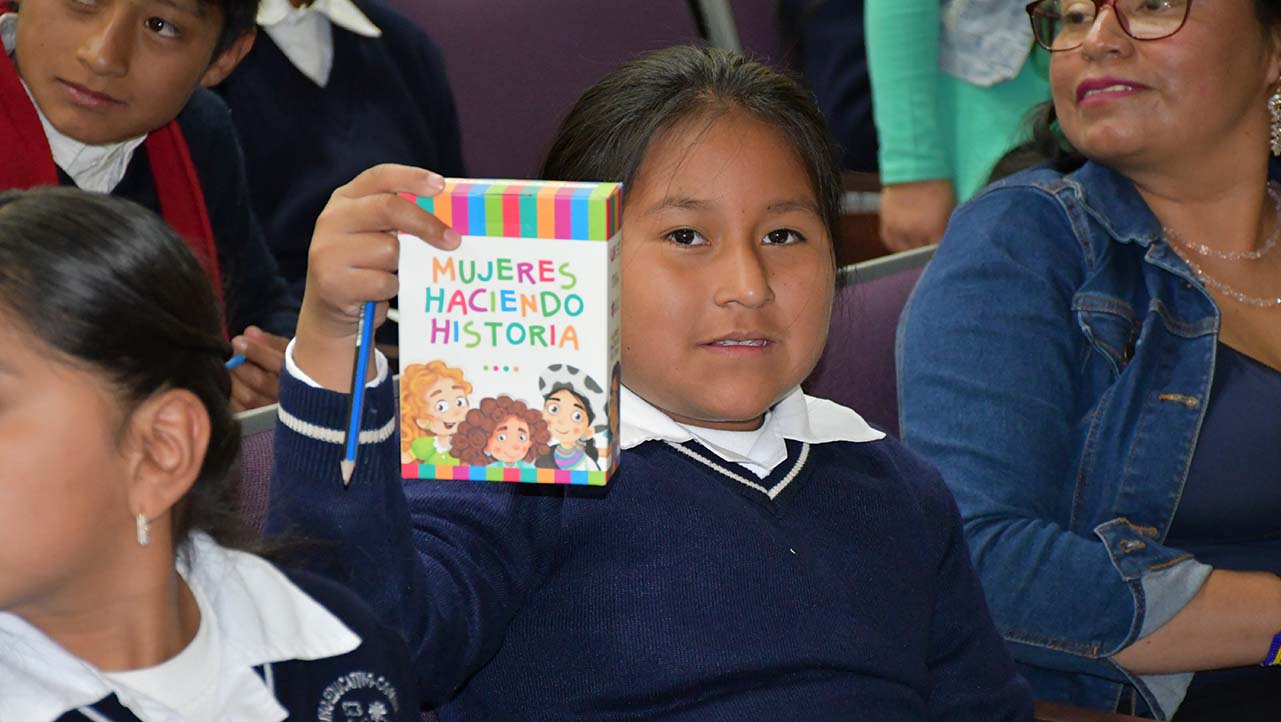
[295,164,460,391]
[229,326,288,410]
[878,179,955,252]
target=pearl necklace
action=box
[1163,181,1281,261]
[1173,251,1281,308]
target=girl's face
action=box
[0,310,136,617]
[1050,1,1281,172]
[542,389,591,448]
[484,415,532,463]
[416,376,469,437]
[619,110,834,431]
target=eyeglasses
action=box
[1025,0,1193,52]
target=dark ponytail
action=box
[0,187,248,553]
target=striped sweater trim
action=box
[664,441,811,500]
[276,405,397,446]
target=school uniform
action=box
[216,0,466,304]
[267,347,1034,721]
[0,534,420,722]
[0,13,298,338]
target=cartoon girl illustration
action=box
[450,396,551,469]
[535,364,607,472]
[400,361,472,465]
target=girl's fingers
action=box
[311,267,401,314]
[318,193,459,251]
[234,331,287,372]
[336,164,445,201]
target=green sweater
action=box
[865,0,1050,200]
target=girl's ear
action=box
[123,389,211,536]
[200,29,257,88]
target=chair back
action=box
[725,0,798,68]
[383,0,705,178]
[233,403,278,532]
[803,246,934,438]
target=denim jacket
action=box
[896,161,1238,719]
[939,0,1035,86]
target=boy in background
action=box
[0,0,296,410]
[218,0,465,308]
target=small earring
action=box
[136,513,151,547]
[1269,90,1281,156]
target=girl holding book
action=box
[0,188,418,721]
[269,46,1032,721]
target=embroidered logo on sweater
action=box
[317,671,400,722]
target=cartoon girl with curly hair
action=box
[450,396,551,469]
[400,361,472,465]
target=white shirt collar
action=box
[0,533,361,722]
[256,0,382,87]
[620,385,885,477]
[2,12,146,194]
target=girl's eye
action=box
[547,403,560,415]
[497,434,507,442]
[666,228,708,246]
[144,16,180,37]
[435,401,448,413]
[763,229,805,245]
[571,411,584,423]
[519,434,528,442]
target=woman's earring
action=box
[136,513,151,547]
[1269,89,1281,156]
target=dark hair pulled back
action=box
[540,45,844,255]
[0,187,246,553]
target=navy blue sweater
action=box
[216,0,466,302]
[56,88,299,338]
[268,372,1032,721]
[54,568,420,721]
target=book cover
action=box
[398,179,621,486]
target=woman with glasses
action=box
[898,1,1281,719]
[866,0,1050,250]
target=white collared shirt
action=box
[256,0,382,88]
[283,343,883,478]
[0,533,361,722]
[0,12,145,194]
[619,385,884,477]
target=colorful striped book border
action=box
[402,463,608,487]
[403,179,622,241]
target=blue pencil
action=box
[224,354,247,370]
[340,301,378,486]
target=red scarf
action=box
[0,28,224,307]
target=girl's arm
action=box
[267,166,563,705]
[897,186,1281,713]
[865,0,948,185]
[865,0,955,249]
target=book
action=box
[398,179,621,486]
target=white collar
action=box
[256,0,381,87]
[620,385,885,477]
[2,12,146,194]
[0,533,361,722]
[1,11,15,51]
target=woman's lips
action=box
[1075,77,1149,105]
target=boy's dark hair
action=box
[210,0,259,57]
[990,0,1281,183]
[540,45,843,257]
[0,187,248,554]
